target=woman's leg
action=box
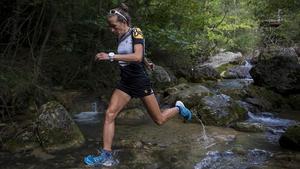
[103,89,131,151]
[141,94,179,125]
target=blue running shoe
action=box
[84,149,116,167]
[176,101,192,121]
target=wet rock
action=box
[216,79,252,100]
[191,65,220,82]
[117,108,147,124]
[31,148,55,160]
[245,85,289,111]
[232,122,267,132]
[221,64,252,79]
[37,101,85,152]
[163,83,211,107]
[279,124,300,151]
[192,94,247,126]
[250,47,300,94]
[232,145,247,155]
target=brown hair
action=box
[108,3,131,26]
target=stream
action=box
[1,61,300,169]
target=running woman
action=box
[83,3,192,167]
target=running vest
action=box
[117,27,148,81]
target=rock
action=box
[287,94,300,110]
[294,44,300,57]
[232,145,247,155]
[279,124,300,151]
[245,85,289,111]
[148,65,174,88]
[163,83,211,108]
[117,108,146,120]
[221,63,252,79]
[191,65,220,82]
[250,47,300,94]
[232,122,267,132]
[52,91,82,111]
[192,94,247,126]
[3,129,39,152]
[31,148,55,160]
[216,79,252,100]
[203,51,243,68]
[37,101,85,152]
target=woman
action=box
[84,3,192,167]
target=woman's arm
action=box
[95,44,143,62]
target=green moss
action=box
[246,85,290,111]
[215,63,236,73]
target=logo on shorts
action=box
[144,90,148,93]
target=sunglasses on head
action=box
[109,9,128,22]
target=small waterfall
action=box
[247,112,297,127]
[74,101,101,123]
[244,60,252,68]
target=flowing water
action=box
[1,60,300,168]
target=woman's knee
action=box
[104,108,118,123]
[154,117,165,126]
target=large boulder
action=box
[37,101,85,152]
[148,65,175,89]
[192,94,247,126]
[250,47,300,94]
[191,65,220,82]
[279,124,300,151]
[163,83,211,108]
[203,51,243,68]
[244,85,289,112]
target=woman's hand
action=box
[95,52,109,61]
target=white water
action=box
[194,149,272,169]
[74,101,102,123]
[247,112,298,127]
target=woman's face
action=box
[107,15,126,36]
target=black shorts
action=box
[116,78,154,98]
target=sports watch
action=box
[108,52,115,62]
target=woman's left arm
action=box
[95,44,143,62]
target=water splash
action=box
[194,114,211,149]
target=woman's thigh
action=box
[106,89,131,117]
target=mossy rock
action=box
[279,124,300,151]
[232,122,267,133]
[163,83,211,108]
[37,101,85,152]
[192,94,247,126]
[245,85,290,111]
